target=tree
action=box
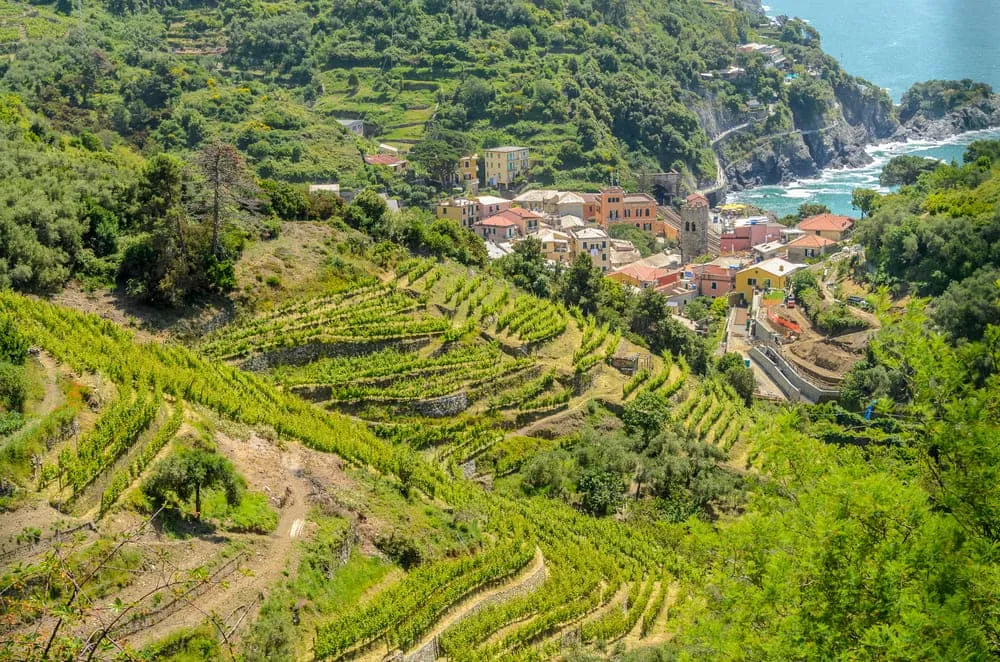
[0,315,29,365]
[560,253,601,315]
[851,188,881,217]
[797,202,831,219]
[494,237,551,297]
[345,189,391,239]
[879,155,939,187]
[622,390,671,447]
[578,468,624,516]
[196,141,256,258]
[963,139,1000,165]
[717,353,755,405]
[931,268,1000,342]
[142,446,242,519]
[408,139,461,188]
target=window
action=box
[711,281,717,290]
[747,278,756,286]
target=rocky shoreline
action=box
[723,93,1000,191]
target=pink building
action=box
[475,195,512,220]
[720,218,784,253]
[694,264,737,298]
[473,216,518,241]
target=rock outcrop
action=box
[892,94,1000,142]
[723,80,898,190]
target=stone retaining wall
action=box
[239,337,432,371]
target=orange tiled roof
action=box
[788,234,837,248]
[364,154,406,166]
[797,214,854,232]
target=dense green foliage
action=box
[855,141,1000,341]
[879,154,940,186]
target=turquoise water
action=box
[760,0,1000,101]
[729,1,1000,217]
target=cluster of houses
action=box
[437,182,856,311]
[436,185,667,273]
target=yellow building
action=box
[458,154,479,190]
[537,228,572,264]
[570,227,611,273]
[484,146,529,189]
[435,198,480,229]
[735,258,803,303]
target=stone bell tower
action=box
[679,193,710,263]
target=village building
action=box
[695,264,738,298]
[752,240,786,262]
[458,154,479,192]
[608,263,681,291]
[484,146,530,189]
[557,215,586,232]
[364,153,408,171]
[796,214,854,242]
[308,183,340,196]
[581,193,600,223]
[735,257,804,303]
[501,207,543,235]
[570,227,611,272]
[536,228,572,264]
[786,234,838,262]
[720,216,784,253]
[609,239,642,269]
[473,215,519,241]
[474,195,511,220]
[435,198,480,229]
[679,193,711,263]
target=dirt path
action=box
[633,582,679,647]
[621,580,662,648]
[29,351,63,417]
[120,433,311,650]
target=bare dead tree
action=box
[195,142,259,258]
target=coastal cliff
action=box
[724,82,1000,189]
[723,80,898,190]
[893,93,1000,142]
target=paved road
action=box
[726,305,787,401]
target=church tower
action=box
[679,193,710,263]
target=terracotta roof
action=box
[477,215,518,227]
[615,264,670,282]
[701,264,734,278]
[788,234,837,248]
[364,154,406,166]
[797,214,854,232]
[504,207,543,219]
[685,193,709,207]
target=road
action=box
[725,305,787,401]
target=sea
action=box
[728,0,1000,217]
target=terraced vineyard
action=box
[0,256,753,661]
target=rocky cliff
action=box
[892,94,1000,141]
[724,80,898,190]
[723,80,1000,189]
